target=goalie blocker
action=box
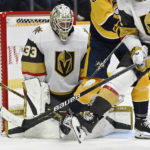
[0,78,133,139]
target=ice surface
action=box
[1,130,150,150]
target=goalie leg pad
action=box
[23,78,50,118]
[0,107,23,127]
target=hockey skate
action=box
[71,116,87,143]
[59,113,87,143]
[135,118,150,139]
[59,113,72,138]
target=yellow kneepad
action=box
[132,87,149,101]
[132,73,149,101]
[74,78,103,104]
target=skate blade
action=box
[135,130,150,139]
[71,117,86,143]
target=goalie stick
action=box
[0,81,63,117]
[1,63,136,134]
[0,82,39,116]
[0,82,25,99]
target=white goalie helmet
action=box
[50,4,74,41]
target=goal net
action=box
[0,11,51,133]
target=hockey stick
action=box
[0,81,63,120]
[0,82,62,117]
[6,63,136,133]
[91,41,122,77]
[0,82,39,116]
[0,82,25,99]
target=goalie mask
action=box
[50,4,74,41]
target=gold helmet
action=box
[50,4,74,41]
[145,12,150,34]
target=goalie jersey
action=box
[117,0,150,51]
[21,24,88,97]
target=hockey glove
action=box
[131,45,148,66]
[136,56,150,72]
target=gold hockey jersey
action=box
[90,0,119,40]
[21,24,88,95]
[117,0,150,102]
[117,0,150,51]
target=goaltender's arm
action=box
[21,38,46,82]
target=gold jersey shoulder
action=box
[90,0,119,39]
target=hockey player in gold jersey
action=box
[70,0,128,116]
[84,0,127,79]
[117,0,150,139]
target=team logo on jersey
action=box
[145,12,150,34]
[55,50,74,77]
[140,12,150,36]
[33,26,42,34]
